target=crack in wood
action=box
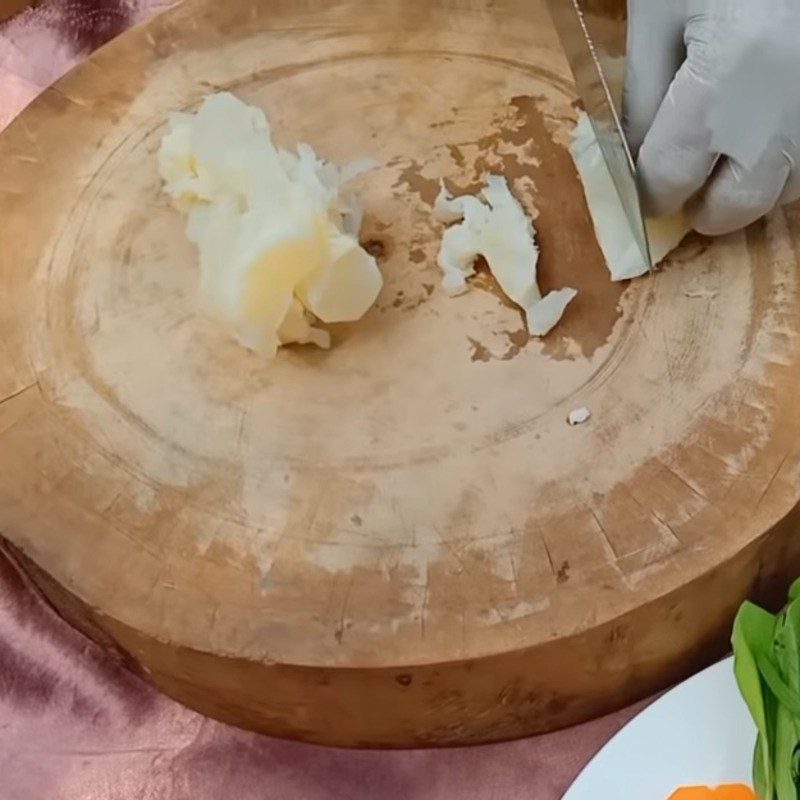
[0,382,36,407]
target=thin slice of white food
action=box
[569,112,690,281]
[434,176,577,337]
[529,288,579,337]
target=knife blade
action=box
[544,0,653,271]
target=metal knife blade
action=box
[545,0,652,271]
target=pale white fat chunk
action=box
[158,91,382,357]
[569,112,690,281]
[567,406,591,426]
[435,176,577,337]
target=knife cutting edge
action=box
[544,0,653,272]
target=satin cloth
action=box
[0,3,643,797]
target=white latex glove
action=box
[623,0,800,235]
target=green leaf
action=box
[774,707,799,799]
[757,653,800,720]
[734,601,779,798]
[773,600,800,799]
[755,733,771,799]
[754,693,782,800]
[775,602,800,696]
[788,578,800,604]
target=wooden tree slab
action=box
[3,0,800,747]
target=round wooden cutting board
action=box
[3,0,800,748]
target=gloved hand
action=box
[623,0,800,235]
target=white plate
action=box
[563,658,757,799]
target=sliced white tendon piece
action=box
[528,288,579,337]
[435,176,576,337]
[569,112,690,281]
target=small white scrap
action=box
[434,176,577,337]
[158,92,382,357]
[569,113,690,281]
[567,406,591,426]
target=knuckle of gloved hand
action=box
[728,20,794,87]
[693,185,772,236]
[731,17,774,53]
[683,17,728,85]
[686,16,775,88]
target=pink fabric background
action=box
[0,3,644,797]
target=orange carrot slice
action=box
[669,786,756,800]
